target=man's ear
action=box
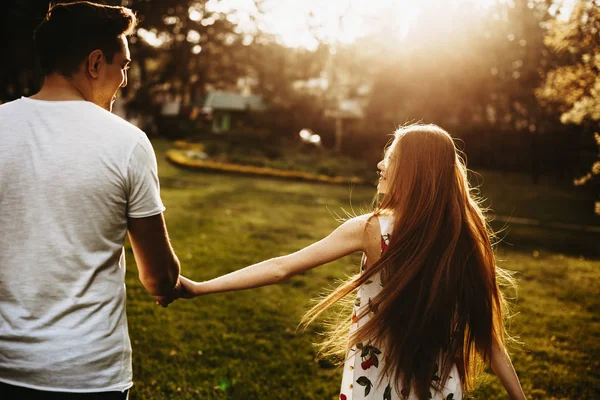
[87,50,104,79]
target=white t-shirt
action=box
[0,98,165,392]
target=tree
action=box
[124,0,253,106]
[0,0,48,102]
[240,39,332,140]
[536,0,600,213]
[536,0,600,124]
[357,0,556,175]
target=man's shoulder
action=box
[88,105,145,137]
[69,102,150,148]
[1,98,150,150]
[0,98,26,113]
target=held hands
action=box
[155,275,198,308]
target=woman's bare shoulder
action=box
[343,213,374,227]
[339,213,380,242]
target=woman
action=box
[161,124,527,399]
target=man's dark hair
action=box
[34,1,137,77]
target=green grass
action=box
[124,139,600,399]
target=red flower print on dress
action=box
[340,394,347,400]
[361,357,375,370]
[359,344,381,370]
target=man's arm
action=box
[127,213,180,296]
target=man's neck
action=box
[30,73,89,102]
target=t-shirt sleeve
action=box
[126,134,166,218]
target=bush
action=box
[165,149,368,185]
[169,138,375,183]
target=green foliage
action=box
[130,0,249,92]
[535,0,600,213]
[536,0,600,124]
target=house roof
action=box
[203,90,266,111]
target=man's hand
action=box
[155,275,197,308]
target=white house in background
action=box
[200,90,267,133]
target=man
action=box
[0,2,182,398]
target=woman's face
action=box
[377,147,395,194]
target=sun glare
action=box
[216,0,502,50]
[140,0,573,51]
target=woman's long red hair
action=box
[301,124,511,399]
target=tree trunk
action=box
[334,116,343,153]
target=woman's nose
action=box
[377,160,385,170]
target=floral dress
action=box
[339,216,462,400]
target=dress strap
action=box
[377,215,393,253]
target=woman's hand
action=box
[155,275,198,307]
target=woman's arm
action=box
[174,215,370,301]
[490,337,527,400]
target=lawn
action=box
[124,139,600,399]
